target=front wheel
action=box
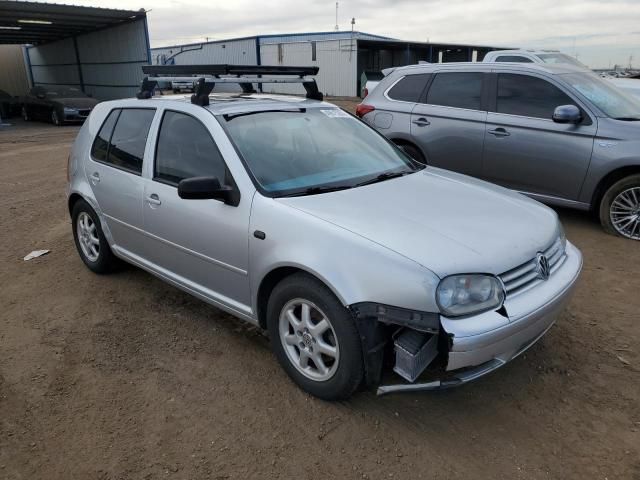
[267,273,364,400]
[599,174,640,240]
[51,109,62,126]
[22,106,30,121]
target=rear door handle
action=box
[488,127,510,137]
[412,117,430,127]
[90,172,100,184]
[146,193,161,206]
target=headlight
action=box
[63,107,78,114]
[436,274,505,317]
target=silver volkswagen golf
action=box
[67,89,582,399]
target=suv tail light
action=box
[355,104,375,118]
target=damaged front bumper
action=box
[370,241,583,395]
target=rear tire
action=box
[72,199,119,273]
[599,174,640,240]
[398,143,426,164]
[266,273,364,400]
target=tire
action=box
[71,199,119,273]
[266,273,364,400]
[173,88,179,94]
[398,143,426,164]
[51,109,62,126]
[599,174,640,241]
[22,106,30,121]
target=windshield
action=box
[561,72,640,119]
[44,87,85,98]
[222,108,422,196]
[537,53,587,68]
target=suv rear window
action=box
[387,74,430,102]
[496,74,576,119]
[90,108,155,174]
[426,72,483,110]
[494,55,533,63]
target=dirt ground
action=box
[1,105,639,480]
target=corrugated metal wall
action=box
[260,39,357,97]
[0,45,29,95]
[27,18,150,100]
[151,38,257,66]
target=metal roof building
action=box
[151,31,508,97]
[0,1,150,99]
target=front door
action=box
[86,107,156,254]
[142,109,252,314]
[482,72,596,200]
[410,71,487,177]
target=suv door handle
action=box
[488,127,510,137]
[412,117,430,127]
[146,194,161,206]
[90,172,100,184]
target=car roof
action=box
[394,61,588,76]
[113,92,334,115]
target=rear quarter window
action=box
[387,74,431,102]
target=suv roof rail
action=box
[137,64,323,105]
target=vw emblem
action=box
[535,253,550,280]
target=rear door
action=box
[410,71,487,177]
[86,107,156,255]
[482,72,596,200]
[141,108,252,314]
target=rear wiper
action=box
[224,108,305,121]
[353,170,412,188]
[277,184,353,197]
[614,117,640,121]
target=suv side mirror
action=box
[553,105,582,124]
[178,176,238,205]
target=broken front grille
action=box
[499,237,566,298]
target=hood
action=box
[278,168,559,278]
[53,97,99,109]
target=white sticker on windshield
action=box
[320,109,351,118]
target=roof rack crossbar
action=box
[137,64,324,102]
[141,64,319,77]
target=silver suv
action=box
[358,62,640,241]
[67,76,582,399]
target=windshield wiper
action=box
[614,117,640,121]
[353,170,413,188]
[277,184,353,197]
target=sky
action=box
[37,0,640,68]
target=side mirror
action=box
[177,176,238,205]
[553,105,582,124]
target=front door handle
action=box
[146,193,161,206]
[90,172,100,184]
[412,117,430,127]
[488,127,510,137]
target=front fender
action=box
[249,195,441,315]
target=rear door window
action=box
[107,109,156,174]
[496,74,576,119]
[387,74,431,102]
[425,72,483,110]
[154,111,227,185]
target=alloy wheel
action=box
[278,298,340,381]
[76,212,100,262]
[610,187,640,240]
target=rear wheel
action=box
[72,199,119,273]
[266,273,363,400]
[599,174,640,240]
[398,143,426,164]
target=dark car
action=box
[0,89,21,119]
[22,86,99,126]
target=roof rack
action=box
[137,64,323,105]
